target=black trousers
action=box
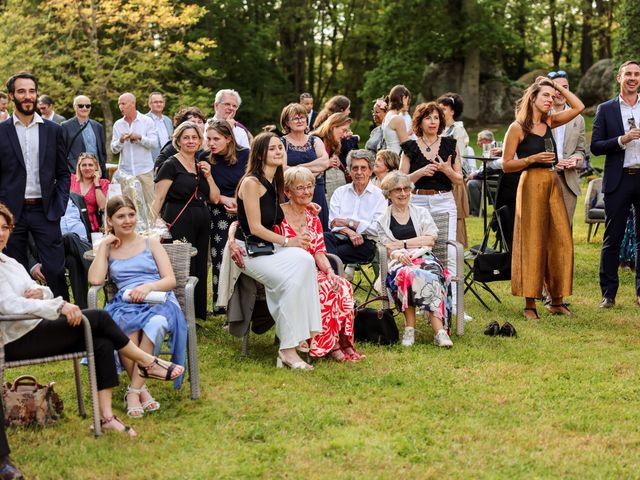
[600,174,640,299]
[7,204,67,299]
[4,309,129,391]
[495,172,521,249]
[323,232,376,264]
[63,233,92,309]
[165,203,209,319]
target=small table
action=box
[462,155,500,232]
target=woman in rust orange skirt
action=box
[502,77,584,319]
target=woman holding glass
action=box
[502,77,584,319]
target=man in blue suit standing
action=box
[0,71,70,299]
[146,92,173,161]
[591,60,640,308]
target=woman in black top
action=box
[503,77,584,319]
[399,102,465,319]
[152,121,220,320]
[226,132,322,370]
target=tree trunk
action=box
[580,0,594,74]
[460,0,479,122]
[549,0,560,69]
[565,22,574,65]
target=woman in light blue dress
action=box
[89,195,187,419]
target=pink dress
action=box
[275,211,355,357]
[70,174,110,232]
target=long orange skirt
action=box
[511,168,573,298]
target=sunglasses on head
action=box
[547,70,568,79]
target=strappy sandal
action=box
[341,346,366,362]
[276,351,314,370]
[101,416,137,438]
[139,384,160,412]
[124,385,144,418]
[523,307,539,320]
[138,357,184,381]
[545,303,572,316]
[329,348,350,363]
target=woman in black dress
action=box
[206,119,250,306]
[152,121,220,320]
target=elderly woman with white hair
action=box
[323,149,387,266]
[152,121,221,320]
[377,171,453,348]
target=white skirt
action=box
[239,241,322,349]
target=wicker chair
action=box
[584,178,605,243]
[0,314,102,437]
[87,242,200,400]
[378,212,465,336]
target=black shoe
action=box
[484,321,500,336]
[499,322,517,337]
[599,297,615,309]
[0,457,24,480]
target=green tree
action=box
[614,0,640,67]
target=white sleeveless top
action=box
[382,112,402,154]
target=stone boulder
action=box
[516,69,548,86]
[576,59,615,107]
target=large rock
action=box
[576,59,615,107]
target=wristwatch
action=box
[348,220,355,229]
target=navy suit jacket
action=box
[0,117,70,222]
[60,117,107,175]
[591,97,627,194]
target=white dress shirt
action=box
[618,96,640,167]
[0,252,63,345]
[110,111,158,175]
[211,115,250,149]
[329,180,387,238]
[151,113,170,147]
[551,105,569,161]
[13,112,44,198]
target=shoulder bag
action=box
[3,375,64,427]
[353,296,399,345]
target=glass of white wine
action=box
[544,137,556,171]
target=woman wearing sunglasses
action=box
[70,152,110,232]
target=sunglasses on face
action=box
[547,70,567,79]
[76,104,91,109]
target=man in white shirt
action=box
[146,92,173,160]
[110,92,158,206]
[36,94,65,124]
[324,149,387,265]
[210,89,253,149]
[548,70,586,225]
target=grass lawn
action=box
[8,177,640,479]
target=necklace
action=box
[420,136,439,153]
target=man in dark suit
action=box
[36,94,65,124]
[61,95,107,175]
[591,60,640,308]
[0,71,70,299]
[300,92,317,131]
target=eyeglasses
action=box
[293,184,315,193]
[288,116,307,123]
[391,186,412,194]
[76,104,91,109]
[547,70,568,79]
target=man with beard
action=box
[0,71,70,299]
[592,60,640,308]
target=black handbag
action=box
[473,207,511,282]
[354,296,399,345]
[245,235,275,257]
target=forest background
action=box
[0,0,637,149]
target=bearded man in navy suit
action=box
[591,60,640,308]
[0,71,70,299]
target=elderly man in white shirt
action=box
[110,92,158,205]
[324,149,387,268]
[209,89,253,149]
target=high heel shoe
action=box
[139,384,160,412]
[276,351,314,370]
[124,385,144,418]
[100,416,137,438]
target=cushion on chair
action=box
[588,208,605,220]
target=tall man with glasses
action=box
[0,71,70,299]
[146,92,173,161]
[591,60,640,308]
[209,89,253,148]
[61,95,107,175]
[547,70,587,226]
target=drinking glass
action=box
[544,137,557,171]
[482,143,492,158]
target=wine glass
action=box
[544,137,557,171]
[482,143,492,158]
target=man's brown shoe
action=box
[599,297,615,309]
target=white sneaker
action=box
[452,307,473,322]
[401,327,415,347]
[434,329,453,348]
[344,266,355,281]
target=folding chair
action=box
[88,242,200,400]
[0,314,102,437]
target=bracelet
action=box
[282,236,289,247]
[57,300,66,314]
[523,157,530,165]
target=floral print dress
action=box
[275,211,355,357]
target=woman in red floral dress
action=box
[277,166,363,362]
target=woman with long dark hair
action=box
[502,77,584,319]
[313,95,351,129]
[219,132,322,370]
